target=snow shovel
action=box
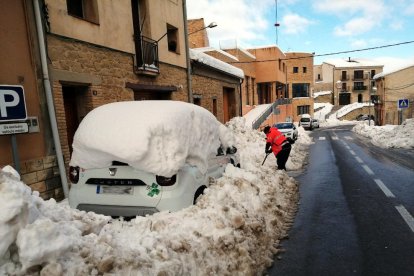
[261,152,271,166]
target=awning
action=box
[126,82,177,92]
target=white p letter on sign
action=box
[0,90,20,117]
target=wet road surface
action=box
[268,125,414,276]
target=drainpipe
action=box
[182,0,193,103]
[239,79,243,116]
[33,0,69,198]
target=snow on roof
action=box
[237,48,256,59]
[313,91,332,98]
[190,49,244,79]
[192,47,239,62]
[374,63,414,79]
[324,58,384,68]
[69,101,235,177]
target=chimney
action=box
[348,57,351,62]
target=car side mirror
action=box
[226,146,237,154]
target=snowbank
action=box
[0,117,312,275]
[352,119,414,149]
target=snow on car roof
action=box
[69,101,235,177]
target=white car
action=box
[273,122,298,140]
[299,114,313,130]
[68,101,240,217]
[311,119,320,128]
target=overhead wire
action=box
[227,40,414,63]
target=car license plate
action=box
[96,185,133,195]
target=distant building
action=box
[315,58,384,106]
[285,52,314,121]
[374,64,414,125]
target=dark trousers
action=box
[276,143,291,170]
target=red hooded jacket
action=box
[266,127,287,156]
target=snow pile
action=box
[0,116,313,275]
[352,119,414,149]
[314,103,333,122]
[70,101,235,177]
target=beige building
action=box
[285,52,314,121]
[374,64,414,125]
[315,58,384,106]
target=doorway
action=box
[62,85,88,155]
[223,87,236,123]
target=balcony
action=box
[134,36,159,76]
[353,85,368,91]
[340,76,349,81]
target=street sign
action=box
[398,99,409,109]
[0,122,29,135]
[0,85,27,122]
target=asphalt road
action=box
[268,125,414,276]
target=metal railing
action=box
[251,99,292,129]
[136,35,159,73]
[353,85,367,91]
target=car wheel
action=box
[193,186,206,204]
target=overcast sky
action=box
[186,0,414,65]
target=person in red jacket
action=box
[263,125,292,170]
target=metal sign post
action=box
[397,99,409,125]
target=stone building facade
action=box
[374,65,414,125]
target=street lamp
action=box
[188,22,218,35]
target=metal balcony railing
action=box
[353,85,367,91]
[341,76,349,81]
[135,35,159,74]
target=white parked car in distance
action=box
[312,119,320,128]
[68,101,240,217]
[299,114,313,130]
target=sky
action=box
[1,102,413,274]
[186,0,414,66]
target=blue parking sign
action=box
[0,85,27,121]
[398,99,409,109]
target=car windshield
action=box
[275,123,293,129]
[300,118,311,122]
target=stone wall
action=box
[19,155,63,200]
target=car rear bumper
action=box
[77,204,158,217]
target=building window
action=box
[354,81,365,90]
[293,67,299,73]
[370,70,376,78]
[212,98,217,117]
[303,67,307,73]
[279,59,282,70]
[67,0,99,24]
[193,94,202,106]
[292,83,310,97]
[341,71,348,81]
[354,70,363,80]
[167,24,179,53]
[317,74,321,80]
[297,105,310,115]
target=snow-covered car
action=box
[273,122,298,140]
[68,101,239,217]
[311,119,320,128]
[299,114,313,130]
